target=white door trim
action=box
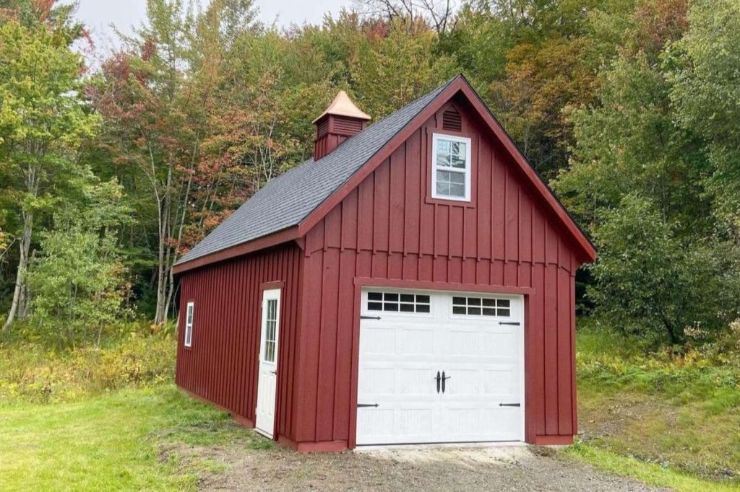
[255,288,281,437]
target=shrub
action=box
[577,319,740,409]
[0,325,175,405]
[26,178,133,348]
[589,194,738,347]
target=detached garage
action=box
[173,75,596,451]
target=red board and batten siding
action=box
[295,97,580,447]
[175,243,303,441]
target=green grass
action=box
[571,321,740,490]
[0,385,267,491]
[565,443,739,492]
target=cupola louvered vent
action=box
[333,117,363,135]
[442,109,462,131]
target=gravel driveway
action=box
[186,443,663,491]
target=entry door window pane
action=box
[263,299,278,362]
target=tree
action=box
[669,0,740,240]
[28,178,132,347]
[589,195,726,346]
[92,0,260,323]
[552,0,740,345]
[358,0,456,34]
[0,18,97,330]
[350,18,459,117]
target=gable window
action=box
[184,302,194,347]
[431,133,471,201]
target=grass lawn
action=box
[568,323,740,491]
[0,385,267,491]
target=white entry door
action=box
[255,288,281,437]
[356,289,525,445]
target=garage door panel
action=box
[359,363,439,397]
[358,289,524,445]
[398,329,435,355]
[480,331,517,358]
[361,325,396,354]
[357,406,438,445]
[482,369,519,396]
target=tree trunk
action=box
[153,164,173,324]
[3,212,32,331]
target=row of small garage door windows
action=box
[367,292,511,317]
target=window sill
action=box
[425,195,476,208]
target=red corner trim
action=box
[533,435,574,446]
[277,436,348,453]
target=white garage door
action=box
[356,289,525,445]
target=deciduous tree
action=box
[0,18,97,330]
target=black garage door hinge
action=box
[360,315,381,320]
[499,403,521,407]
[499,321,521,326]
[357,403,379,408]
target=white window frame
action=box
[184,301,194,348]
[431,133,472,202]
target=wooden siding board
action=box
[372,162,390,253]
[544,265,559,435]
[389,144,405,254]
[334,250,356,439]
[317,248,339,441]
[404,130,421,254]
[557,266,573,435]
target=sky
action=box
[74,0,349,54]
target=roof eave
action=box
[173,226,301,275]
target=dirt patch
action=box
[171,438,664,491]
[579,393,679,442]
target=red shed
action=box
[173,76,596,451]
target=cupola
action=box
[313,91,371,160]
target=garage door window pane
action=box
[452,296,513,318]
[367,292,432,313]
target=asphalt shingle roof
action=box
[176,78,454,266]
